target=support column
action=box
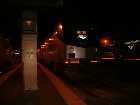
[22,11,38,92]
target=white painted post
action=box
[22,11,38,91]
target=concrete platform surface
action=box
[0,64,86,105]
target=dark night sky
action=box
[0,0,63,49]
[0,1,140,48]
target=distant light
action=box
[59,24,63,30]
[101,57,115,60]
[65,61,69,64]
[124,40,140,45]
[95,48,98,52]
[82,31,86,34]
[77,31,81,34]
[45,42,48,45]
[25,20,32,26]
[70,61,79,64]
[100,38,110,46]
[90,60,98,63]
[135,40,140,43]
[127,58,140,61]
[41,45,45,48]
[104,40,107,44]
[55,31,58,34]
[128,44,134,50]
[124,40,140,50]
[76,30,87,39]
[49,38,54,41]
[77,31,86,35]
[14,52,20,55]
[42,45,46,47]
[78,35,87,39]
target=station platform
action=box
[0,63,86,105]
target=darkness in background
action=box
[0,1,140,49]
